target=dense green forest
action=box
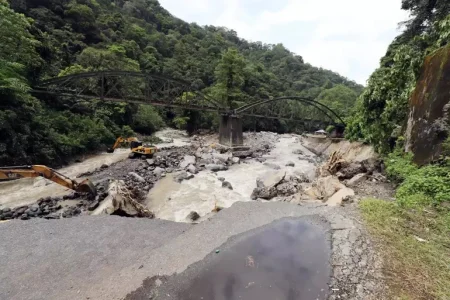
[0,0,362,166]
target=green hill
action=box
[1,0,361,166]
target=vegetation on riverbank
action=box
[351,2,450,298]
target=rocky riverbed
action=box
[0,130,393,222]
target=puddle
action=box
[175,219,330,300]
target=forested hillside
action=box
[1,0,361,166]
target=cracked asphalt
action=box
[0,201,383,300]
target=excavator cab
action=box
[130,140,143,149]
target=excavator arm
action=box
[0,165,96,196]
[107,137,139,153]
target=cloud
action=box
[158,0,409,84]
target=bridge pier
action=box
[219,114,243,147]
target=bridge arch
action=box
[235,96,345,126]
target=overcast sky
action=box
[158,0,409,85]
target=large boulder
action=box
[212,152,231,163]
[153,167,165,177]
[180,155,196,169]
[174,171,195,183]
[338,163,365,179]
[346,173,367,187]
[186,164,198,174]
[257,171,285,188]
[326,188,355,207]
[129,172,145,183]
[251,187,277,200]
[316,176,345,199]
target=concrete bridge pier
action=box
[219,114,244,147]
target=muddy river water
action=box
[146,134,317,222]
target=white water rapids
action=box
[146,134,317,222]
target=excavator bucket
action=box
[76,179,97,196]
[106,148,115,153]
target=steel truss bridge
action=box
[32,71,345,127]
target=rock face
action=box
[405,45,450,165]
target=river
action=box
[146,134,317,222]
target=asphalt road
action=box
[0,201,376,300]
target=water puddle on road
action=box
[177,219,330,300]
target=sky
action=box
[158,0,410,85]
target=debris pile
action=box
[251,171,310,200]
[294,151,386,206]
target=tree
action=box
[211,48,247,109]
[317,84,359,118]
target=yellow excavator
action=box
[0,165,96,196]
[107,137,158,158]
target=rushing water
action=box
[146,135,317,222]
[0,128,190,209]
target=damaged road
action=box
[0,201,383,300]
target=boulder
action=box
[129,172,145,183]
[338,163,365,179]
[258,171,285,188]
[186,164,197,174]
[285,161,295,167]
[187,211,200,221]
[212,152,231,163]
[327,188,355,207]
[294,171,310,183]
[276,182,298,195]
[251,187,277,200]
[231,157,240,164]
[153,167,165,177]
[316,176,345,199]
[218,177,225,182]
[206,164,228,172]
[180,155,196,169]
[263,162,281,170]
[146,159,155,166]
[222,181,233,190]
[100,164,109,169]
[346,173,367,187]
[175,171,195,183]
[292,149,304,155]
